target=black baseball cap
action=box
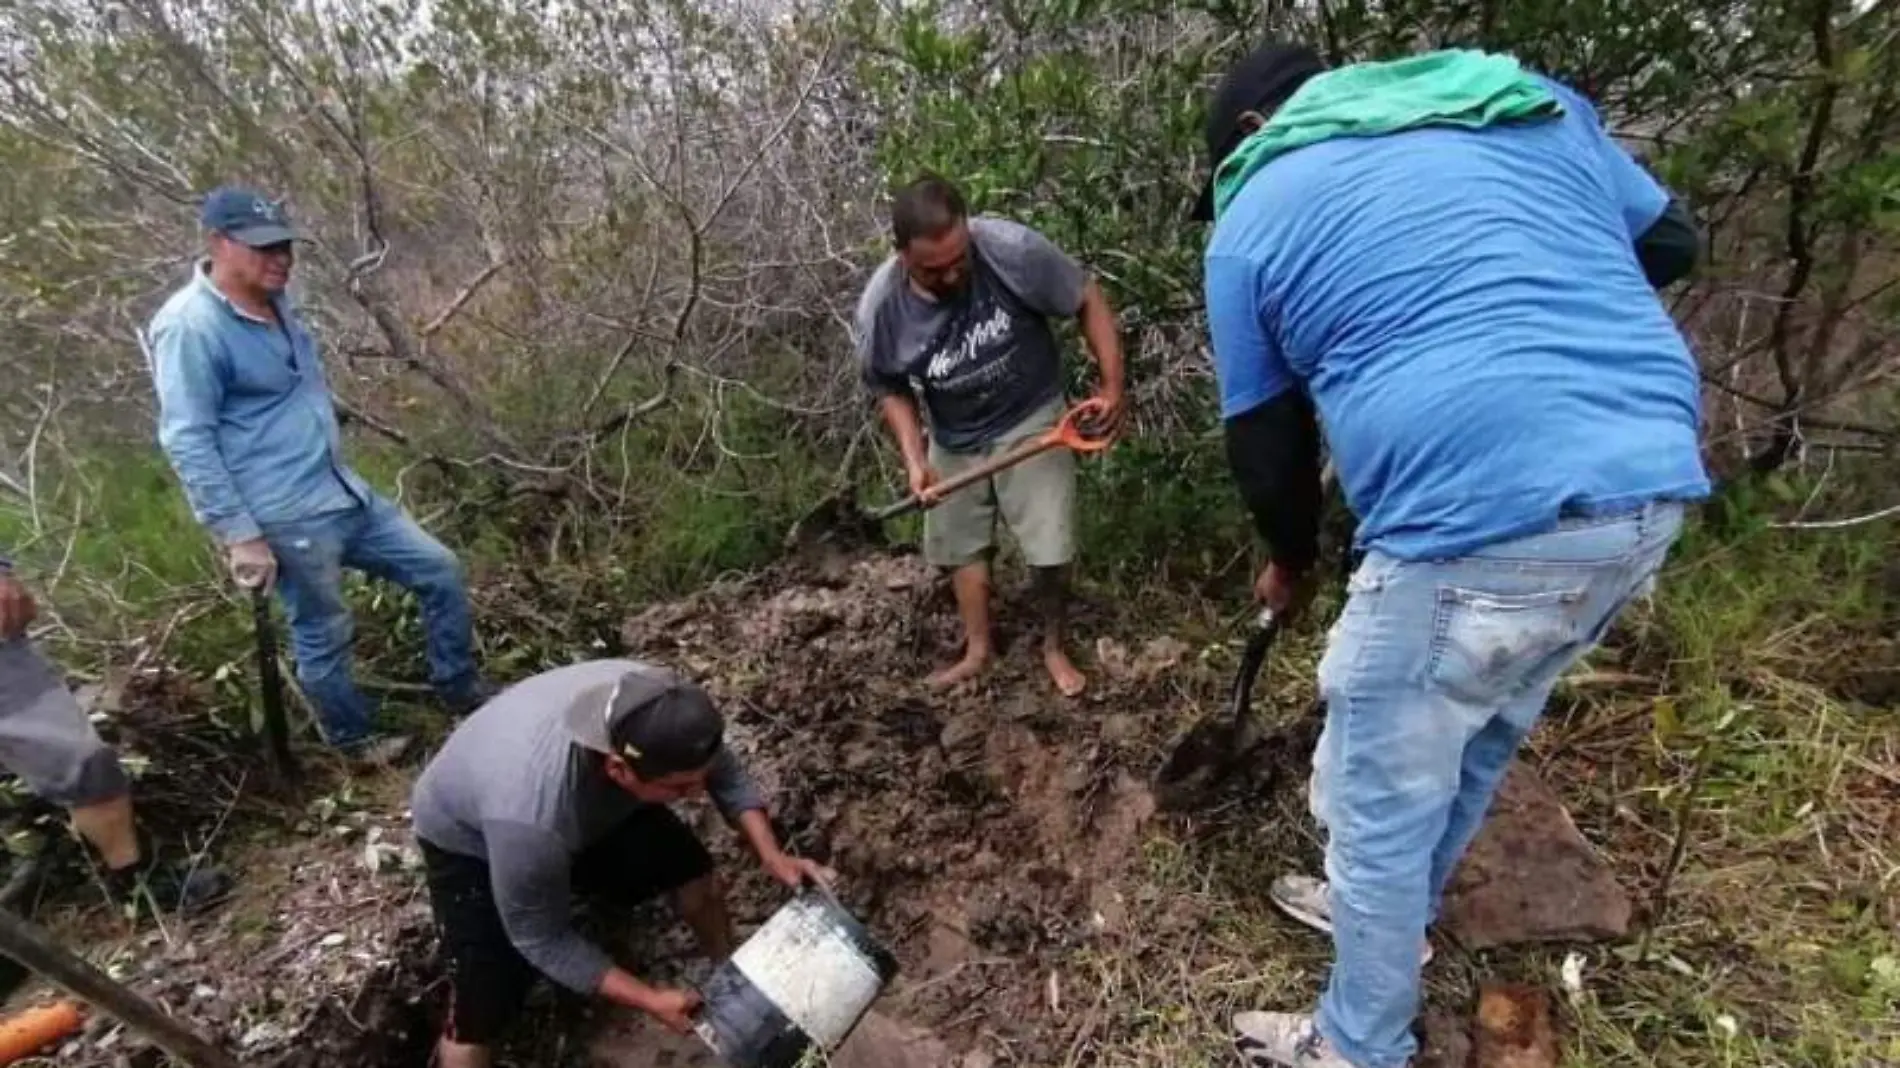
[1191,43,1329,222]
[563,664,725,778]
[200,185,298,247]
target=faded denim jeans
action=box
[262,491,478,750]
[1310,503,1684,1067]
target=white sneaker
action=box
[1233,1012,1356,1067]
[1269,873,1434,966]
[1270,874,1335,934]
[344,733,414,770]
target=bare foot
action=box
[928,649,990,689]
[1043,645,1087,697]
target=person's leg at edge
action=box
[996,421,1083,696]
[423,841,533,1068]
[266,516,376,750]
[344,493,487,711]
[1424,711,1533,924]
[1032,565,1085,697]
[0,638,226,909]
[932,560,994,687]
[1311,571,1465,1068]
[675,872,737,961]
[922,436,998,688]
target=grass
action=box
[3,417,1895,1067]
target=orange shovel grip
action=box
[0,1001,84,1063]
[1045,397,1116,453]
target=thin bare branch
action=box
[421,259,511,339]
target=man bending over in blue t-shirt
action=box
[1195,44,1711,1068]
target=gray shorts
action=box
[0,639,128,808]
[924,400,1076,569]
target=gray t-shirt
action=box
[410,659,764,994]
[855,216,1088,452]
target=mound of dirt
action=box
[620,554,1185,1063]
[17,548,1632,1067]
[24,804,438,1068]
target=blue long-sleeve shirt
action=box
[145,267,371,544]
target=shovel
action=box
[249,586,299,783]
[1152,608,1281,811]
[867,397,1118,521]
[782,398,1118,556]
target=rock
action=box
[1472,983,1560,1068]
[1441,761,1630,949]
[830,1010,956,1068]
[73,673,128,718]
[938,713,986,754]
[1133,636,1191,678]
[1092,635,1190,683]
[240,1021,288,1049]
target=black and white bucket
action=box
[693,884,899,1068]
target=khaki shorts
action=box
[0,639,128,808]
[925,402,1076,569]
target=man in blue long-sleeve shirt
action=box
[145,186,491,760]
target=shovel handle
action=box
[870,400,1117,522]
[250,587,298,780]
[870,438,1057,522]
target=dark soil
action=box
[613,553,1197,1065]
[7,546,1644,1067]
[7,549,1248,1068]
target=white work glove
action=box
[228,538,278,592]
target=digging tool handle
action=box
[870,436,1061,522]
[1230,609,1278,728]
[250,587,298,781]
[0,908,243,1068]
[869,399,1117,522]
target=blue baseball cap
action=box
[199,186,298,247]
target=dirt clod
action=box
[1472,983,1560,1068]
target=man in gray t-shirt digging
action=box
[411,660,834,1068]
[855,175,1126,696]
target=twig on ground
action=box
[1642,735,1719,957]
[1770,502,1900,530]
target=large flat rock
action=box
[1441,761,1630,949]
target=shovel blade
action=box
[1153,717,1265,811]
[783,490,890,557]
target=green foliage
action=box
[1077,428,1250,587]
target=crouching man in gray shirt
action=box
[411,660,835,1068]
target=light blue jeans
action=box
[262,492,479,750]
[1310,503,1684,1067]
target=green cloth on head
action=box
[1211,49,1564,221]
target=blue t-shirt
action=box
[1205,78,1710,561]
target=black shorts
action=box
[421,806,714,1046]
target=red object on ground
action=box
[0,1000,84,1064]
